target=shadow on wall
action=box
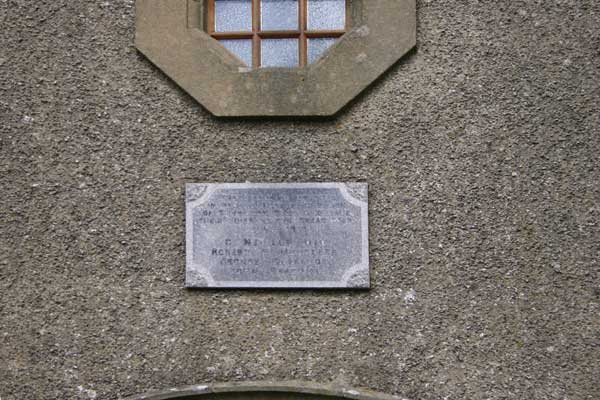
[124,381,410,400]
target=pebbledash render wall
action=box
[1,1,599,400]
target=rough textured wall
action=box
[1,1,599,399]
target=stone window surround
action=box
[135,0,416,117]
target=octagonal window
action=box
[207,0,348,67]
[137,0,416,116]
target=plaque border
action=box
[185,182,369,289]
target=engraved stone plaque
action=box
[185,183,369,288]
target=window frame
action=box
[206,0,350,68]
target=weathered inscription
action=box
[185,183,369,288]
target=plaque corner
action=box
[186,183,211,203]
[185,267,211,288]
[345,268,371,289]
[342,182,369,204]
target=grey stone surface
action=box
[1,1,599,400]
[185,183,369,289]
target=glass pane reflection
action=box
[219,39,253,66]
[262,0,299,31]
[308,37,337,63]
[262,39,299,67]
[307,0,346,30]
[215,0,252,32]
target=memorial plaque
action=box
[185,183,369,288]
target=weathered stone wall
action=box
[1,1,598,399]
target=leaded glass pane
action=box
[307,0,346,30]
[262,0,299,31]
[308,37,337,63]
[214,0,252,32]
[219,39,253,66]
[261,39,299,67]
